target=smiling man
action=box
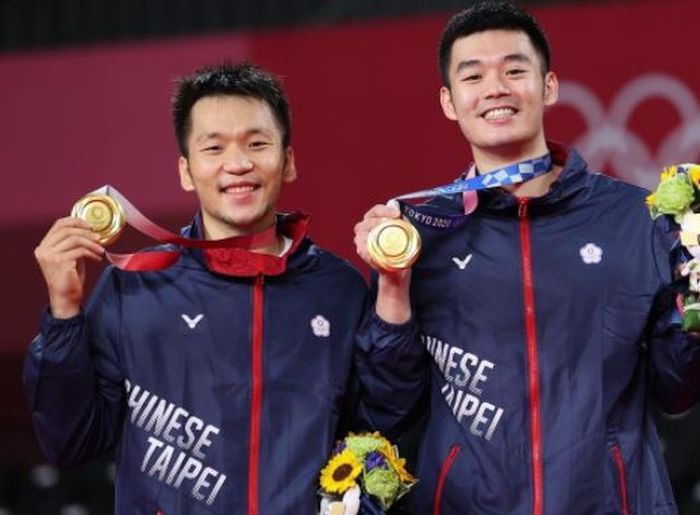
[24,63,372,514]
[354,2,700,514]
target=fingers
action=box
[39,216,97,247]
[34,217,106,310]
[37,217,104,257]
[361,202,401,221]
[35,231,104,266]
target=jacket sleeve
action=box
[353,289,430,439]
[22,269,125,467]
[646,218,700,414]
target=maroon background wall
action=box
[2,0,700,469]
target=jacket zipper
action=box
[433,444,460,515]
[248,274,265,515]
[519,198,544,515]
[611,444,630,515]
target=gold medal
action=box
[71,193,125,245]
[367,218,421,270]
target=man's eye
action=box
[202,145,222,152]
[250,141,270,149]
[506,68,526,76]
[462,74,481,82]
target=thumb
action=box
[385,198,401,218]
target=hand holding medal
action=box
[361,153,553,272]
[71,192,126,245]
[367,213,422,271]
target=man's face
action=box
[440,30,558,162]
[178,95,296,239]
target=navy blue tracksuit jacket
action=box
[357,144,700,514]
[23,214,420,514]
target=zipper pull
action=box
[518,197,529,218]
[255,273,265,286]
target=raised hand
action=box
[353,202,412,323]
[34,217,104,318]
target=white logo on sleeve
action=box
[452,253,473,270]
[311,315,330,337]
[579,243,603,264]
[181,313,204,329]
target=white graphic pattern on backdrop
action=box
[558,73,700,189]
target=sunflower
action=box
[383,448,417,484]
[375,439,415,484]
[320,449,362,494]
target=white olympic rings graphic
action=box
[556,73,700,189]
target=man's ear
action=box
[178,156,195,192]
[543,71,559,107]
[440,86,458,121]
[282,147,298,183]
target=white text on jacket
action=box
[422,334,505,441]
[125,380,227,506]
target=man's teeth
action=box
[227,185,256,193]
[484,108,515,120]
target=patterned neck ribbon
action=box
[395,153,552,229]
[395,153,552,201]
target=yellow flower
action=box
[687,164,700,188]
[646,193,656,207]
[388,454,417,484]
[379,440,417,485]
[320,449,362,494]
[660,165,678,182]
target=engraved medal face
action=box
[71,193,125,245]
[367,218,421,270]
[376,224,409,256]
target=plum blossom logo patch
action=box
[311,315,331,337]
[579,243,603,264]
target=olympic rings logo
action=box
[555,73,700,188]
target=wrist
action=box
[375,269,412,324]
[49,296,81,319]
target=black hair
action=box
[438,1,551,87]
[172,62,291,157]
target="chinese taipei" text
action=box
[421,334,504,441]
[125,380,226,505]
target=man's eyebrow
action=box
[194,127,274,143]
[454,53,533,74]
[455,59,481,74]
[245,127,274,137]
[503,53,533,64]
[195,132,222,143]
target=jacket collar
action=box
[183,212,314,277]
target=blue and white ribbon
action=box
[394,153,552,229]
[394,153,552,201]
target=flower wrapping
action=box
[647,164,700,331]
[318,432,417,514]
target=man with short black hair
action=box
[25,62,371,514]
[354,2,700,513]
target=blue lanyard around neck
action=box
[395,153,553,201]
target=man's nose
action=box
[221,149,254,173]
[484,72,511,98]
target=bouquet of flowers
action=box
[647,163,700,331]
[318,432,417,515]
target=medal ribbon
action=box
[393,153,552,227]
[87,185,277,272]
[395,153,552,200]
